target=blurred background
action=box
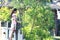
[0,0,60,40]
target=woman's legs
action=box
[9,23,16,40]
[9,28,14,40]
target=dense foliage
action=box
[21,2,55,40]
[0,7,10,21]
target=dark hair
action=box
[11,8,17,17]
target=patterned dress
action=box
[9,13,17,38]
[11,13,17,29]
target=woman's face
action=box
[14,11,17,14]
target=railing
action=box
[0,21,24,40]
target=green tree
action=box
[20,0,55,40]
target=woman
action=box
[9,8,17,40]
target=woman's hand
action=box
[17,21,21,24]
